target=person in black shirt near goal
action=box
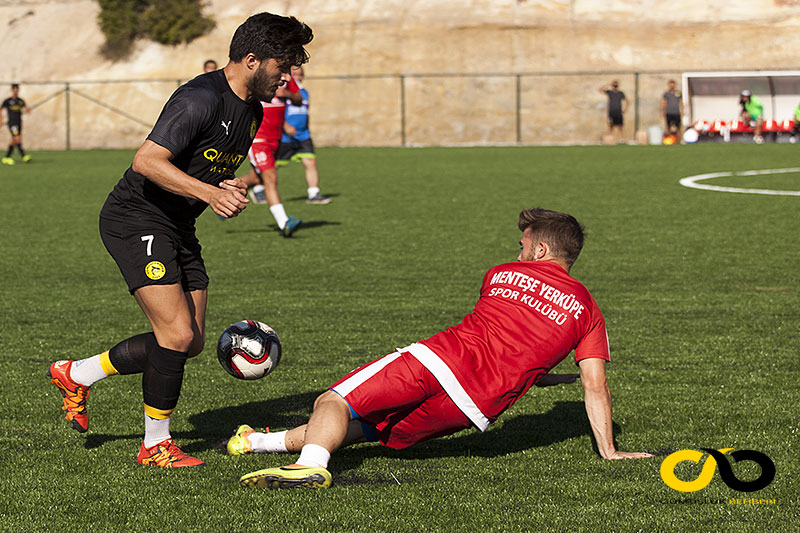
[1,83,31,165]
[47,13,313,468]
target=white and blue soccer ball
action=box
[217,320,281,380]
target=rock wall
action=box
[3,0,800,148]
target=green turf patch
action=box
[0,145,797,531]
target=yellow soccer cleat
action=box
[226,424,256,456]
[239,464,332,489]
[22,154,31,163]
[1,157,14,166]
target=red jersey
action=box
[417,260,609,428]
[253,78,299,144]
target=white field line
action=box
[679,168,800,196]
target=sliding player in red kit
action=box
[226,208,652,488]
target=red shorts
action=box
[248,140,279,173]
[330,350,472,449]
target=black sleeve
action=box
[147,86,216,156]
[1,99,8,110]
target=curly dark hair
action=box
[518,208,585,267]
[229,12,313,68]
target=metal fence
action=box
[7,70,692,150]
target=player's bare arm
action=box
[579,358,652,460]
[132,140,248,218]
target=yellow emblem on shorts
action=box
[250,119,257,139]
[145,261,166,280]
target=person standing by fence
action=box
[599,80,628,144]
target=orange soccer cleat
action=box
[137,439,206,468]
[48,360,90,433]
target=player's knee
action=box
[160,327,195,353]
[313,390,347,412]
[187,333,205,358]
[262,170,278,185]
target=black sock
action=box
[142,343,189,413]
[17,145,25,156]
[108,332,156,375]
[5,146,11,157]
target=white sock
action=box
[248,430,288,453]
[307,186,320,199]
[144,416,171,448]
[269,203,289,229]
[70,355,109,387]
[253,184,265,195]
[296,443,331,468]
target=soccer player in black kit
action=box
[1,83,31,165]
[47,13,313,468]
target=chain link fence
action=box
[6,70,686,150]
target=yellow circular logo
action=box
[660,448,733,492]
[250,119,257,139]
[145,261,166,280]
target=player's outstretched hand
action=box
[535,373,579,387]
[604,451,655,460]
[210,182,249,219]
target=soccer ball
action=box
[217,320,281,380]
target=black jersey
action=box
[605,90,626,116]
[101,70,262,229]
[2,97,26,125]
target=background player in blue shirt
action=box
[275,66,332,204]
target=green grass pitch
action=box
[0,144,798,531]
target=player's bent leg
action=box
[301,157,319,189]
[133,284,205,466]
[184,289,207,357]
[280,419,364,453]
[303,390,353,453]
[134,284,197,352]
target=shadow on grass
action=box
[284,192,341,203]
[222,220,341,235]
[184,396,616,466]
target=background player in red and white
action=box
[242,78,303,237]
[228,208,653,488]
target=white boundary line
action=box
[679,168,800,196]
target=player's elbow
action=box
[131,150,149,175]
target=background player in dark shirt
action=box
[1,83,31,165]
[661,80,683,141]
[48,13,313,468]
[598,80,628,144]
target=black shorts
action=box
[99,217,208,294]
[8,123,20,136]
[275,137,315,165]
[608,113,624,127]
[666,114,681,130]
